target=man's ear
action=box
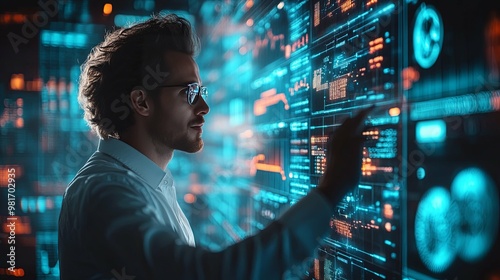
[129,89,152,117]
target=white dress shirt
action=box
[58,138,334,279]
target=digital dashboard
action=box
[236,0,500,278]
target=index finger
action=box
[352,105,376,134]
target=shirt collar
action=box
[97,138,173,190]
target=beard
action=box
[177,132,204,153]
[147,110,204,154]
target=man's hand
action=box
[317,106,374,204]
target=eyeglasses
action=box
[157,82,208,105]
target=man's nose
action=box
[195,96,209,115]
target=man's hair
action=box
[78,14,200,139]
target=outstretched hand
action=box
[317,106,374,204]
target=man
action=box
[58,14,372,279]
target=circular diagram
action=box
[413,3,444,69]
[451,167,499,262]
[414,187,459,273]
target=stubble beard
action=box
[148,110,204,154]
[150,126,204,154]
[182,134,204,153]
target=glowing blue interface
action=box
[1,0,499,279]
[206,0,499,279]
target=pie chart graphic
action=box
[413,3,444,69]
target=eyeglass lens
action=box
[187,84,207,105]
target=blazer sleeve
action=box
[85,182,334,280]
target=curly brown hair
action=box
[78,14,200,139]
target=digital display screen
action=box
[238,0,500,278]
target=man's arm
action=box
[85,183,332,279]
[84,107,372,279]
[317,106,374,204]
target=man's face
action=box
[146,51,209,153]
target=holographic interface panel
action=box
[241,0,500,279]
